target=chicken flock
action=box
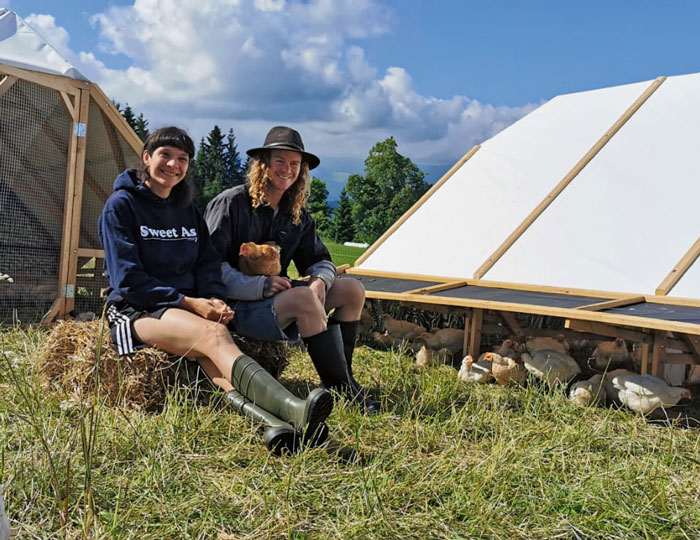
[370,312,693,417]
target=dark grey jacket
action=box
[204,184,336,300]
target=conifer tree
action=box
[331,187,355,243]
[224,129,245,188]
[308,177,331,235]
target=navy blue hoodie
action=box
[98,169,226,309]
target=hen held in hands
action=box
[239,241,282,276]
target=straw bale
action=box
[38,320,290,411]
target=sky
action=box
[5,0,700,199]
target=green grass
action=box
[2,324,700,539]
[288,239,366,279]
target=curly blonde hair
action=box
[247,151,311,225]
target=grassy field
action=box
[2,324,700,539]
[287,239,366,279]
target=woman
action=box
[98,126,332,455]
[205,126,379,414]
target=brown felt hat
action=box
[246,126,320,170]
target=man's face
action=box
[267,149,302,193]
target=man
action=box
[205,126,380,414]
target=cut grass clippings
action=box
[1,324,700,539]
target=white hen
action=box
[611,372,691,415]
[569,374,606,407]
[458,355,493,383]
[521,349,581,386]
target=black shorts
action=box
[105,301,170,356]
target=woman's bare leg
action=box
[133,308,241,386]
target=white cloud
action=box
[24,13,72,59]
[18,0,535,191]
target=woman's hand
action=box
[308,277,326,307]
[180,296,235,324]
[263,276,292,298]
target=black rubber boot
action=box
[304,325,380,414]
[329,318,381,415]
[223,389,299,456]
[230,355,333,444]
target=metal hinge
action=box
[73,123,86,137]
[63,284,75,298]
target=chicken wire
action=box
[73,98,141,316]
[0,78,70,323]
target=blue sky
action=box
[5,0,700,198]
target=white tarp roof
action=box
[0,8,86,80]
[357,73,700,300]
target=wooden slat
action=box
[473,77,667,279]
[660,354,698,365]
[58,91,77,121]
[564,319,651,343]
[0,62,83,95]
[89,83,143,154]
[77,248,105,258]
[643,295,700,308]
[575,296,646,312]
[403,280,469,295]
[354,145,481,267]
[336,264,350,274]
[499,311,524,337]
[346,267,454,283]
[656,236,700,295]
[0,74,18,98]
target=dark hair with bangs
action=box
[139,126,195,207]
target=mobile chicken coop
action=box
[0,9,141,323]
[347,72,700,384]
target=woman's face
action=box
[266,149,302,194]
[142,145,189,198]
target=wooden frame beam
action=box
[354,145,481,267]
[656,235,700,296]
[473,77,667,279]
[0,62,83,95]
[89,83,143,155]
[564,319,651,343]
[575,296,646,312]
[403,280,469,295]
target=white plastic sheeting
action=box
[0,9,86,80]
[357,73,700,299]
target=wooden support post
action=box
[469,309,483,357]
[651,331,665,377]
[462,311,471,357]
[48,84,91,322]
[639,342,650,375]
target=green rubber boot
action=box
[231,355,333,444]
[223,389,299,456]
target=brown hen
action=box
[238,241,282,276]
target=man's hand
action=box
[263,276,292,298]
[180,296,235,324]
[309,276,326,306]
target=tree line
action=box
[117,104,429,244]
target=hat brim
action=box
[246,145,320,170]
